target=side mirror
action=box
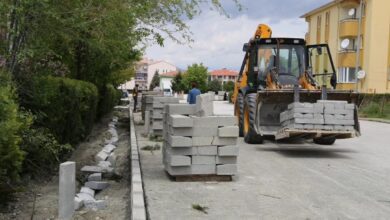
[243,43,249,52]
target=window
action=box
[325,12,330,43]
[257,44,305,78]
[279,47,302,77]
[338,67,356,83]
[257,45,276,79]
[316,15,322,43]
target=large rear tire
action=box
[236,93,244,137]
[243,93,264,144]
[313,136,336,145]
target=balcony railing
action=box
[339,19,358,38]
[338,50,363,68]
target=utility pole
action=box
[355,0,364,92]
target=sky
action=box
[145,0,331,71]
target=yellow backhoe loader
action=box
[232,24,360,145]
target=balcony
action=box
[338,50,363,67]
[339,19,358,38]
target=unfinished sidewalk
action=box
[133,101,390,220]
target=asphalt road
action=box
[136,101,390,220]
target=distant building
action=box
[147,60,177,90]
[301,0,390,93]
[160,70,178,91]
[120,57,178,90]
[208,68,239,84]
[118,78,135,90]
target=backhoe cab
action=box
[232,24,360,145]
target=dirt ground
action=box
[0,107,131,220]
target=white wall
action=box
[160,77,173,90]
[118,77,135,90]
[147,61,177,88]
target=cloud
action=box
[146,0,331,70]
[221,0,330,20]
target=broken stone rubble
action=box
[76,115,120,211]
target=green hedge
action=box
[25,76,98,144]
[358,93,390,119]
[20,127,72,177]
[97,84,121,118]
[0,71,30,201]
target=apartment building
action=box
[134,58,177,90]
[208,68,238,84]
[301,0,390,93]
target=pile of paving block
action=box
[280,100,355,131]
[162,94,239,177]
[151,96,180,136]
[76,117,119,210]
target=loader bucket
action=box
[254,89,360,139]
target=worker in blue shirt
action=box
[187,82,201,104]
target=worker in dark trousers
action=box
[132,84,139,112]
[187,82,201,104]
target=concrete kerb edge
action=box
[360,118,390,124]
[129,106,148,220]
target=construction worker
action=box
[187,82,201,104]
[132,84,139,112]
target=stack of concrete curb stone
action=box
[216,91,225,101]
[76,116,119,210]
[141,95,154,121]
[162,94,239,177]
[151,96,179,136]
[141,91,161,120]
[280,100,355,131]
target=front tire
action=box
[313,136,336,145]
[243,93,263,144]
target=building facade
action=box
[160,71,178,93]
[133,58,177,90]
[208,68,238,85]
[301,0,390,93]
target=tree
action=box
[149,70,160,90]
[208,79,222,93]
[223,81,235,92]
[0,0,240,83]
[171,71,185,93]
[183,63,208,92]
[0,70,31,196]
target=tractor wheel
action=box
[243,93,263,144]
[236,93,244,137]
[313,136,336,145]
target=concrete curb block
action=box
[360,118,390,124]
[129,105,147,220]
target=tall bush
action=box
[223,81,235,92]
[22,76,98,144]
[97,84,121,118]
[20,127,72,177]
[207,79,222,92]
[0,71,30,201]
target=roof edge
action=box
[300,0,339,18]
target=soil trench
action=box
[0,107,131,220]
